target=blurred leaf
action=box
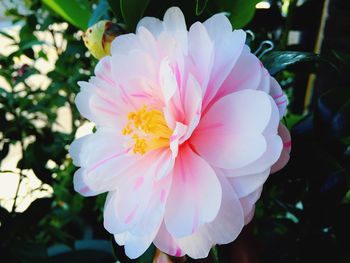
[138,244,155,263]
[210,246,220,263]
[107,0,122,18]
[216,0,260,28]
[42,0,91,30]
[0,142,10,164]
[196,0,209,15]
[88,0,109,27]
[261,51,322,75]
[120,0,150,31]
[317,88,350,139]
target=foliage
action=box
[0,0,349,262]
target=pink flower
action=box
[69,7,290,259]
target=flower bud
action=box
[82,20,123,59]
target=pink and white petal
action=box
[226,169,269,198]
[203,13,232,42]
[73,168,103,197]
[110,33,142,55]
[188,22,214,90]
[205,173,244,244]
[176,228,212,259]
[131,170,173,235]
[271,123,291,173]
[114,232,130,246]
[159,57,177,105]
[256,66,271,93]
[69,134,92,167]
[239,187,263,225]
[225,134,283,177]
[137,16,164,37]
[202,30,246,109]
[191,130,266,170]
[163,7,188,55]
[199,90,274,135]
[213,47,261,104]
[192,90,275,169]
[224,47,262,93]
[181,74,202,142]
[123,230,160,259]
[154,222,185,257]
[104,150,164,234]
[94,56,113,84]
[71,129,138,193]
[169,122,187,161]
[75,81,122,129]
[269,77,288,119]
[164,145,222,238]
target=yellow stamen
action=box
[122,105,172,155]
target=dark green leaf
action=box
[261,51,323,75]
[215,0,260,28]
[42,0,91,30]
[196,0,209,16]
[120,0,150,31]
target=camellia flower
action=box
[69,7,291,259]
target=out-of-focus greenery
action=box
[0,0,349,262]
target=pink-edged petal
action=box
[271,123,291,173]
[94,56,113,83]
[256,66,270,93]
[204,173,244,244]
[73,168,103,197]
[114,226,161,259]
[164,145,222,238]
[202,29,246,109]
[181,74,202,142]
[137,16,164,37]
[270,77,288,119]
[226,134,283,177]
[169,122,187,160]
[188,22,214,90]
[131,170,173,235]
[103,150,167,234]
[239,187,263,225]
[226,169,269,198]
[203,13,232,42]
[110,33,141,55]
[159,57,177,105]
[213,47,261,104]
[70,128,137,193]
[192,90,275,169]
[163,7,188,55]
[75,81,124,129]
[154,222,185,257]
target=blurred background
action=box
[0,0,349,262]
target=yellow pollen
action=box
[122,105,172,155]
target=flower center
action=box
[122,105,172,155]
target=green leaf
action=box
[317,88,350,139]
[216,0,260,28]
[41,0,91,30]
[210,245,220,263]
[261,51,322,75]
[120,0,150,31]
[88,0,109,27]
[196,0,209,15]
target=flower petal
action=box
[271,123,291,173]
[239,187,263,225]
[164,145,222,238]
[192,90,275,169]
[163,7,188,55]
[269,77,288,119]
[226,169,269,198]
